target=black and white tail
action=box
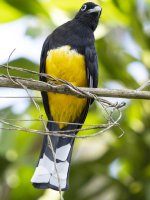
[31,122,75,191]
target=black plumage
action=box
[31,2,102,191]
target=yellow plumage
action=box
[46,46,87,129]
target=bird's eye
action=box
[81,5,87,11]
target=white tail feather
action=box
[31,144,71,189]
[56,144,71,161]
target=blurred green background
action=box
[0,0,150,199]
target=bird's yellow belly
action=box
[46,46,87,129]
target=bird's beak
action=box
[87,6,102,14]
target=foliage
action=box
[0,0,150,199]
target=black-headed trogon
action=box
[31,2,102,191]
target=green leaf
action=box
[1,58,39,79]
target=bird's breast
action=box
[45,45,87,129]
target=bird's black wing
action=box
[85,45,98,104]
[39,35,54,120]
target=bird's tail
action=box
[31,122,75,191]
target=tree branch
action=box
[0,75,150,100]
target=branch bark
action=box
[0,75,150,100]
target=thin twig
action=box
[137,80,150,91]
[0,119,118,137]
[0,121,119,139]
[0,118,112,127]
[6,49,18,85]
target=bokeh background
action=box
[0,0,150,199]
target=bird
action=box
[31,2,102,191]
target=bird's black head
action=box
[75,2,102,31]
